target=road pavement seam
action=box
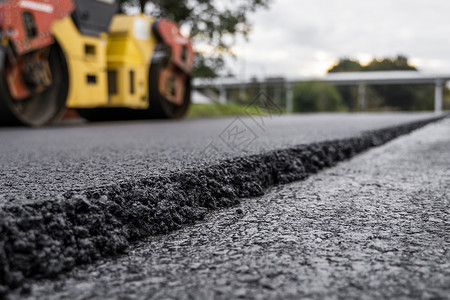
[0,115,446,296]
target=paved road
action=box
[0,113,439,200]
[10,118,449,299]
[0,113,447,297]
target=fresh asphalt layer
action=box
[0,113,439,199]
[0,113,447,296]
[9,118,450,299]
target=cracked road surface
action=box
[10,118,450,299]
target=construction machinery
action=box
[0,0,194,126]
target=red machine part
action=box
[158,65,186,105]
[155,19,195,74]
[0,0,74,99]
[154,19,194,106]
[0,0,75,54]
[5,48,51,99]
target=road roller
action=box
[0,0,194,126]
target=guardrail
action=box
[194,71,450,113]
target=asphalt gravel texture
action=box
[0,113,447,296]
[7,117,449,299]
[0,113,439,198]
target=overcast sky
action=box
[226,0,450,79]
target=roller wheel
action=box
[146,59,191,119]
[0,44,68,126]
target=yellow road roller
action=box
[0,0,194,126]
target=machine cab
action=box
[71,0,119,36]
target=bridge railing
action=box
[194,71,450,114]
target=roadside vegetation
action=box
[292,82,346,113]
[287,55,450,113]
[187,102,266,118]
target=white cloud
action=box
[229,0,450,78]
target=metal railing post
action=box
[434,79,443,114]
[285,82,293,113]
[219,86,226,104]
[358,82,367,111]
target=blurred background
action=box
[121,0,450,115]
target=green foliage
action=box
[443,88,450,110]
[292,82,346,113]
[120,0,271,78]
[328,55,416,73]
[328,58,363,73]
[187,102,265,118]
[365,55,416,71]
[328,55,435,111]
[191,53,224,78]
[328,58,364,111]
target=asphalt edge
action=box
[0,115,446,296]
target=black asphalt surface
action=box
[0,113,447,297]
[0,113,438,199]
[8,117,449,299]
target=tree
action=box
[364,56,432,110]
[365,55,415,72]
[120,0,271,78]
[328,58,363,73]
[327,58,364,110]
[292,82,346,113]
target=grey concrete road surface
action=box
[0,113,439,199]
[9,118,449,299]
